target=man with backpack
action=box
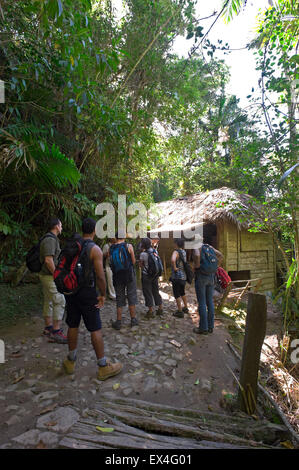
[139,237,163,318]
[39,217,67,344]
[192,236,223,335]
[109,233,138,330]
[170,238,190,318]
[62,218,123,381]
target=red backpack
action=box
[216,267,231,289]
[54,237,94,295]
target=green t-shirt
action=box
[39,233,61,275]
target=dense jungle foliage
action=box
[0,0,298,331]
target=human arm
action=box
[90,245,106,308]
[214,248,224,266]
[171,251,178,272]
[128,244,136,265]
[44,256,56,274]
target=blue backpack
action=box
[109,242,132,275]
[200,244,218,275]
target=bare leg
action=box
[53,320,61,330]
[91,329,105,360]
[182,295,188,309]
[129,305,136,319]
[176,297,182,311]
[45,316,53,327]
[68,328,79,351]
[116,307,122,321]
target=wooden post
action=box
[163,253,167,281]
[238,292,267,414]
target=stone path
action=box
[0,282,240,449]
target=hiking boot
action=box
[156,308,164,316]
[182,307,189,314]
[49,329,68,344]
[97,361,123,381]
[111,319,122,330]
[42,326,53,337]
[173,310,184,318]
[193,327,208,335]
[63,358,75,375]
[131,317,138,327]
[144,310,155,319]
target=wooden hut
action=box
[148,187,276,293]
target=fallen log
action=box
[95,406,275,448]
[98,400,287,444]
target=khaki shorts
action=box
[39,274,65,321]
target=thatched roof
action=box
[148,187,266,233]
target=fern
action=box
[0,123,80,189]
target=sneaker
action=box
[208,328,213,333]
[49,329,68,344]
[63,358,75,375]
[131,317,138,327]
[97,361,123,381]
[112,320,122,330]
[193,327,208,335]
[42,326,53,337]
[173,311,184,318]
[182,307,189,314]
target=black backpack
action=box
[177,249,194,285]
[26,233,56,273]
[147,249,163,279]
[54,237,95,295]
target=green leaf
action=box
[96,426,114,433]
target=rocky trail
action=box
[0,282,290,449]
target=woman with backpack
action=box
[109,233,138,330]
[170,238,189,318]
[192,237,223,335]
[139,237,163,318]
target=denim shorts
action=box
[65,287,102,332]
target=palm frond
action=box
[221,0,246,23]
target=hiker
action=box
[102,238,116,300]
[192,237,223,335]
[170,238,189,318]
[139,237,163,318]
[150,236,160,251]
[39,217,67,344]
[62,218,122,380]
[109,233,138,330]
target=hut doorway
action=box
[203,223,218,249]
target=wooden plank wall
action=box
[224,222,275,293]
[155,222,276,293]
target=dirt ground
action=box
[0,281,292,448]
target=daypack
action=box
[146,249,163,279]
[26,233,57,273]
[176,249,194,285]
[216,267,231,290]
[53,237,95,295]
[109,242,132,281]
[199,244,218,275]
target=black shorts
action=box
[172,279,186,299]
[65,287,102,332]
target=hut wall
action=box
[223,222,275,292]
